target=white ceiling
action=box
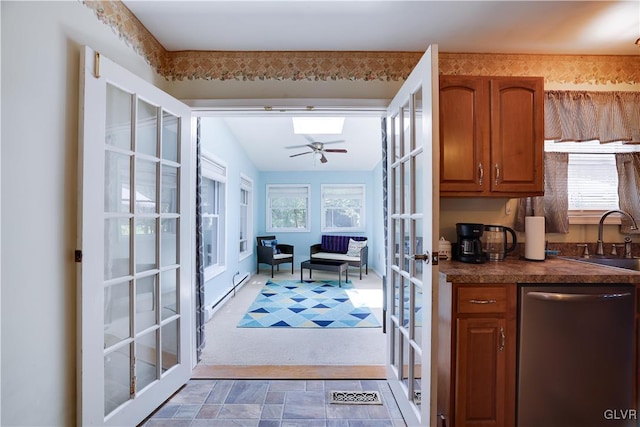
[122,1,640,171]
[123,1,639,55]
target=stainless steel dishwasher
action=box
[518,285,636,427]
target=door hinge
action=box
[74,250,82,263]
[130,375,136,396]
[94,51,100,79]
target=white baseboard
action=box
[205,272,251,321]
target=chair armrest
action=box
[276,244,294,255]
[257,245,274,261]
[310,243,322,255]
[360,245,368,262]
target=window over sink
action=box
[545,140,640,224]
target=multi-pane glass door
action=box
[385,45,439,427]
[79,46,193,426]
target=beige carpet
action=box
[199,269,386,366]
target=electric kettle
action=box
[483,225,517,261]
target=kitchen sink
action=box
[562,256,640,271]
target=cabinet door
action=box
[489,77,544,195]
[455,317,506,427]
[439,76,489,193]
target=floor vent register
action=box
[329,391,382,405]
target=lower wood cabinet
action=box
[438,282,517,427]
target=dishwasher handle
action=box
[527,291,632,302]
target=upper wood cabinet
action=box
[439,75,544,197]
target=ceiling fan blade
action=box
[320,153,328,163]
[289,152,312,158]
[317,140,345,145]
[324,149,347,153]
[285,143,313,149]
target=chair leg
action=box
[271,264,274,278]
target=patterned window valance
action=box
[545,91,640,144]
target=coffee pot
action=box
[483,225,517,261]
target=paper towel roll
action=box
[525,216,546,261]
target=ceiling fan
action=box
[286,136,347,164]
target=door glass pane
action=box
[161,219,178,266]
[106,84,132,150]
[403,160,411,214]
[413,283,423,347]
[105,151,131,213]
[414,153,423,212]
[394,115,401,160]
[136,331,158,390]
[161,269,178,320]
[161,165,178,213]
[136,275,157,333]
[135,159,157,214]
[105,218,130,280]
[162,111,179,162]
[402,338,411,395]
[403,102,412,155]
[104,344,131,416]
[137,99,158,156]
[393,166,400,216]
[136,218,157,273]
[392,271,401,318]
[161,320,179,372]
[393,219,401,268]
[414,219,424,281]
[414,87,423,149]
[104,281,131,348]
[413,349,423,409]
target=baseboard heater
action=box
[205,272,250,321]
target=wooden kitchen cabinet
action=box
[439,75,544,197]
[438,282,517,427]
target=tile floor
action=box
[141,378,407,427]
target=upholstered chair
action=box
[256,236,294,277]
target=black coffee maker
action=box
[455,223,485,263]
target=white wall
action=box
[1,2,162,425]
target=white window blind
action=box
[321,184,366,232]
[545,140,640,213]
[266,184,310,232]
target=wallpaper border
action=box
[84,1,640,85]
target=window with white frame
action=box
[545,140,640,221]
[201,156,226,280]
[267,184,310,232]
[239,174,253,259]
[321,184,366,232]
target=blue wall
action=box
[199,117,260,309]
[199,117,386,311]
[257,169,385,275]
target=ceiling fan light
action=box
[292,117,345,134]
[314,151,323,160]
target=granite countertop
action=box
[438,256,640,284]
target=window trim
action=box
[320,183,366,232]
[202,154,227,281]
[266,184,311,233]
[239,174,253,260]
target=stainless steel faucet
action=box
[595,210,638,256]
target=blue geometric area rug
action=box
[237,280,381,328]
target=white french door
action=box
[385,45,439,426]
[77,46,194,426]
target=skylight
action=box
[292,117,345,135]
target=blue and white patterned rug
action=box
[237,280,381,328]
